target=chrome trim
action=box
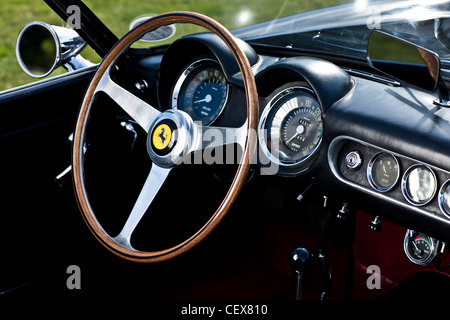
[403,229,438,266]
[129,16,176,42]
[55,165,72,181]
[345,150,362,170]
[327,136,450,225]
[401,164,437,206]
[55,134,87,182]
[16,21,93,78]
[438,179,450,219]
[16,21,61,78]
[63,54,95,72]
[366,152,400,192]
[146,109,248,167]
[258,86,322,168]
[0,65,97,96]
[147,109,197,168]
[171,58,229,126]
[342,68,401,87]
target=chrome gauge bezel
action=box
[401,164,437,206]
[171,58,229,126]
[403,229,438,266]
[258,86,323,169]
[438,179,450,219]
[367,152,400,192]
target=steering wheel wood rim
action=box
[72,11,258,262]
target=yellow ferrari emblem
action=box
[152,124,171,150]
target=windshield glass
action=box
[83,0,352,37]
[83,0,450,62]
[233,0,450,62]
[2,0,450,93]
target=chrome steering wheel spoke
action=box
[95,67,160,133]
[192,120,248,152]
[112,164,171,250]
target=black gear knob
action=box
[290,247,312,275]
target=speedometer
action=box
[172,59,229,126]
[258,86,323,168]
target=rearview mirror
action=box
[16,21,93,78]
[367,31,440,91]
[129,16,176,42]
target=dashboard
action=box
[329,136,450,220]
[111,31,450,266]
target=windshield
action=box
[233,0,450,62]
[83,0,450,62]
[80,0,450,70]
[2,0,450,93]
[82,0,352,37]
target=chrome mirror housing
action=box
[16,21,94,78]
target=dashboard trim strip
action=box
[328,135,450,227]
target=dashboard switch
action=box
[369,215,382,232]
[345,151,362,170]
[337,203,349,220]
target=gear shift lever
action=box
[289,247,312,300]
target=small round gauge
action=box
[402,165,437,206]
[172,59,229,126]
[438,179,450,219]
[367,152,400,192]
[404,229,438,266]
[258,86,322,167]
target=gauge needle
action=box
[286,125,305,144]
[286,133,299,144]
[412,241,423,256]
[194,94,212,104]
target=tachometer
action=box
[258,86,323,168]
[172,59,229,126]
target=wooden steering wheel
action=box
[72,12,258,262]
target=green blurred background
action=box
[0,0,350,92]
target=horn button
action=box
[147,110,197,167]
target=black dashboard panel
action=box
[324,76,450,171]
[103,32,450,242]
[255,57,354,111]
[323,76,450,242]
[329,136,450,220]
[152,33,357,177]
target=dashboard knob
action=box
[369,215,382,232]
[337,203,349,219]
[290,247,312,275]
[345,151,362,170]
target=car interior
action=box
[2,0,450,304]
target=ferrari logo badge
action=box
[152,124,171,150]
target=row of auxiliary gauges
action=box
[345,151,450,219]
[404,229,438,266]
